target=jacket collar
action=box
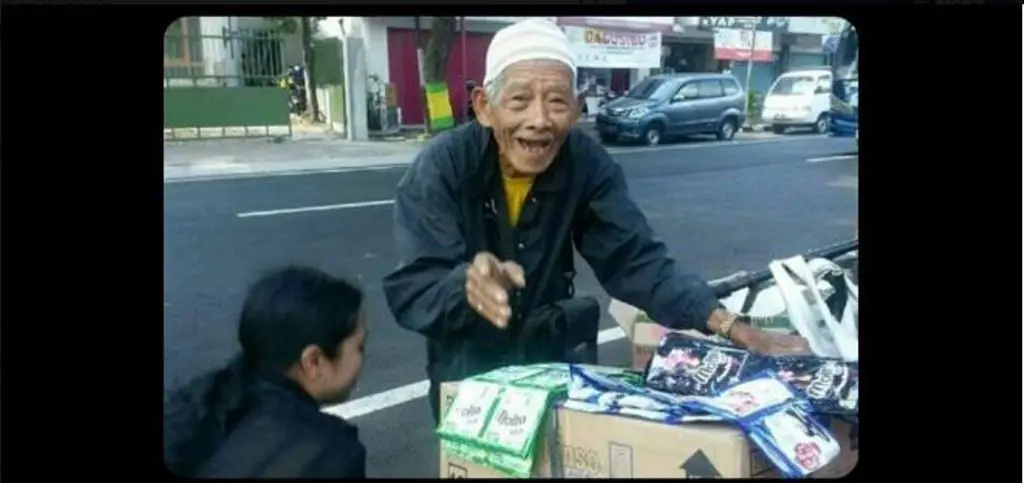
[252,375,320,410]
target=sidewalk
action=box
[164,135,424,181]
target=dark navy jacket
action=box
[382,122,719,410]
[194,379,366,478]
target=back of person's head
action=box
[163,266,366,476]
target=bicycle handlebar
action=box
[708,239,858,299]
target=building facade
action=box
[352,16,677,127]
[336,16,846,128]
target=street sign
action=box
[697,16,790,33]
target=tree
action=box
[423,17,457,84]
[415,16,457,134]
[264,16,325,122]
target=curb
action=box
[164,163,411,183]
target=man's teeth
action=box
[518,139,548,154]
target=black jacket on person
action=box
[181,378,366,478]
[382,121,720,421]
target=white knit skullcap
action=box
[483,19,577,89]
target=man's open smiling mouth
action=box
[516,138,552,155]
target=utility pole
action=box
[742,17,759,118]
[413,16,430,135]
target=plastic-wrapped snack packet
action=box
[512,367,572,396]
[478,386,551,460]
[436,380,504,442]
[765,356,859,416]
[571,364,683,406]
[684,373,841,478]
[645,333,767,397]
[474,365,549,384]
[747,406,841,478]
[442,439,534,478]
[564,364,721,425]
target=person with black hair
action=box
[163,266,368,478]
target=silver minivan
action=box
[595,73,747,146]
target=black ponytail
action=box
[163,266,364,476]
[163,355,250,476]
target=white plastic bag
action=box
[768,256,859,361]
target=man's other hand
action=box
[732,324,813,356]
[465,252,526,329]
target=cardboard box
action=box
[439,381,857,478]
[608,299,718,371]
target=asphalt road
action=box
[163,134,858,477]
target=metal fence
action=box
[163,17,292,140]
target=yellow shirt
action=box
[502,175,534,227]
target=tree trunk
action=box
[300,17,321,122]
[423,17,456,83]
[415,17,457,134]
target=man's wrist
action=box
[706,309,758,346]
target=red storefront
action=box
[387,28,493,127]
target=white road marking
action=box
[806,154,857,163]
[320,326,627,420]
[235,136,840,218]
[236,199,395,218]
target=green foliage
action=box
[262,17,326,35]
[746,90,763,119]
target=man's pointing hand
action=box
[466,252,526,329]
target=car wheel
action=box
[716,118,737,141]
[599,133,616,145]
[643,124,663,146]
[813,113,829,134]
[771,125,787,135]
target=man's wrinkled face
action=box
[473,60,579,177]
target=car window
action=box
[697,80,724,99]
[769,76,816,95]
[816,75,831,92]
[674,83,699,100]
[721,79,740,96]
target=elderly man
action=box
[383,19,811,422]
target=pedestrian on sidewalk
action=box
[464,80,478,124]
[164,266,368,478]
[382,18,813,424]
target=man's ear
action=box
[471,87,492,127]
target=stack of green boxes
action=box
[436,363,639,477]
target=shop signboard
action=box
[712,28,774,62]
[697,16,790,33]
[786,17,846,36]
[562,25,663,69]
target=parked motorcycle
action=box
[279,64,307,116]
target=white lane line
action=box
[236,199,395,218]
[235,137,842,218]
[320,326,627,420]
[806,154,857,163]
